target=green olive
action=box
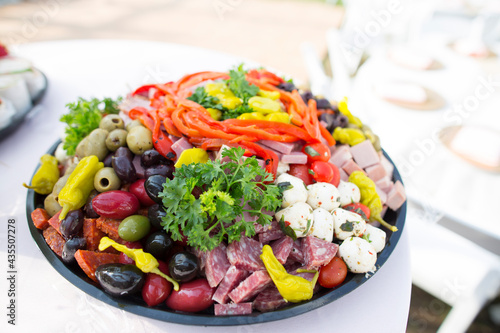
[100,114,124,132]
[44,193,62,216]
[106,129,128,152]
[52,173,70,196]
[126,120,143,131]
[94,167,121,192]
[75,128,109,161]
[126,126,153,155]
[118,215,151,241]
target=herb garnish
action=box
[159,147,281,251]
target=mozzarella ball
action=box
[339,236,377,273]
[55,142,70,163]
[310,207,334,242]
[274,202,313,238]
[306,182,341,211]
[337,181,361,206]
[276,161,290,176]
[276,173,308,208]
[364,224,386,253]
[332,208,366,240]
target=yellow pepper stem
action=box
[99,237,180,291]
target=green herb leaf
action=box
[278,215,297,241]
[187,86,225,111]
[227,64,259,103]
[340,221,354,232]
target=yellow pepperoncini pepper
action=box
[348,171,398,232]
[58,155,103,220]
[265,112,290,124]
[332,127,366,146]
[206,108,222,121]
[248,96,281,114]
[205,83,243,109]
[174,148,209,168]
[338,97,363,128]
[23,154,60,195]
[99,237,180,291]
[257,90,280,100]
[260,245,319,303]
[237,112,266,121]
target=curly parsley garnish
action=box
[159,147,281,252]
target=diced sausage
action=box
[302,235,338,270]
[281,152,308,164]
[74,250,120,282]
[341,159,364,175]
[259,140,295,154]
[228,270,272,303]
[170,136,193,157]
[375,177,393,193]
[227,237,265,271]
[214,302,253,316]
[329,145,352,168]
[212,266,249,304]
[258,228,285,244]
[96,216,123,243]
[253,286,287,312]
[379,152,395,176]
[43,226,66,257]
[205,244,231,288]
[339,168,349,182]
[364,163,387,182]
[270,236,294,264]
[350,140,380,169]
[83,218,105,251]
[31,208,51,230]
[386,180,406,210]
[287,239,305,265]
[377,186,387,205]
[47,210,62,235]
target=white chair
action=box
[407,202,500,333]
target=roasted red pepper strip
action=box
[131,84,157,97]
[319,122,336,146]
[222,119,315,142]
[151,110,175,159]
[236,141,279,181]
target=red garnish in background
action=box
[0,44,9,58]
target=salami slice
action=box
[43,226,66,257]
[286,238,305,265]
[83,218,105,251]
[270,236,294,264]
[47,210,62,235]
[228,270,272,303]
[227,236,265,272]
[205,244,231,288]
[31,208,51,230]
[253,286,287,312]
[96,216,124,243]
[188,246,207,272]
[74,250,120,282]
[214,302,253,316]
[258,228,285,244]
[212,265,249,304]
[302,235,338,270]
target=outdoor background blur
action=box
[1,0,500,332]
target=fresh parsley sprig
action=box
[159,147,281,252]
[226,64,259,103]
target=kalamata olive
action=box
[145,231,173,259]
[168,251,199,282]
[127,126,153,155]
[94,167,121,192]
[95,263,145,297]
[61,237,86,264]
[141,149,169,168]
[115,146,134,160]
[59,209,84,239]
[142,271,172,307]
[277,81,297,92]
[92,190,140,219]
[144,175,166,204]
[112,155,137,183]
[333,114,348,128]
[165,278,214,313]
[316,98,332,110]
[84,190,100,218]
[132,155,146,179]
[105,129,128,152]
[301,91,314,103]
[129,179,156,206]
[100,114,125,132]
[319,113,336,132]
[118,215,151,241]
[148,204,166,229]
[103,153,114,168]
[145,164,174,180]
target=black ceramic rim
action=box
[0,69,48,140]
[26,140,407,326]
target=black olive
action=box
[145,164,174,180]
[95,263,145,297]
[144,174,166,204]
[315,98,332,110]
[148,204,166,229]
[59,209,84,239]
[144,231,173,259]
[61,237,86,264]
[168,251,199,282]
[319,113,336,132]
[277,82,297,92]
[141,149,170,168]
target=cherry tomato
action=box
[302,142,331,164]
[319,257,348,288]
[343,202,371,220]
[288,164,314,185]
[328,163,341,187]
[165,278,214,312]
[129,179,156,207]
[310,161,334,183]
[142,260,172,307]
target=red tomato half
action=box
[310,161,334,183]
[302,142,331,164]
[328,163,341,187]
[319,257,348,288]
[165,278,214,312]
[343,202,371,220]
[288,164,314,186]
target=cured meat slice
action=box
[286,238,305,265]
[47,210,62,234]
[258,229,285,244]
[212,266,249,304]
[227,237,265,272]
[214,302,253,316]
[228,270,272,303]
[189,246,207,271]
[302,235,338,270]
[43,226,66,257]
[83,218,105,251]
[205,244,231,288]
[31,208,51,230]
[270,236,294,264]
[253,286,287,312]
[96,216,123,242]
[74,250,120,282]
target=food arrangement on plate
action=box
[0,43,48,138]
[25,65,406,322]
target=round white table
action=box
[0,40,411,333]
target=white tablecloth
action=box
[0,40,411,333]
